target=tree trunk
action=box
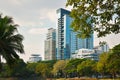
[0,55,2,72]
[112,72,116,79]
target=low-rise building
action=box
[71,48,99,61]
[94,43,109,54]
[28,54,42,63]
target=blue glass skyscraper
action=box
[56,8,93,60]
[56,8,71,59]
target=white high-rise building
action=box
[44,28,56,60]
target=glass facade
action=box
[56,8,71,59]
[77,35,93,49]
[56,8,93,60]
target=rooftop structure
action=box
[28,54,42,63]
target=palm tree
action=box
[0,14,24,70]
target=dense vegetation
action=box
[0,44,120,79]
[0,14,24,72]
[66,0,120,38]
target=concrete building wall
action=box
[44,28,56,60]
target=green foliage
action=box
[37,60,57,78]
[26,62,38,74]
[0,59,28,77]
[112,44,120,57]
[66,0,120,38]
[107,44,120,77]
[35,63,51,77]
[52,60,68,77]
[0,63,12,77]
[39,60,57,68]
[1,47,120,78]
[65,59,85,74]
[10,59,28,77]
[0,14,24,68]
[77,59,96,77]
[96,44,120,78]
[97,52,109,75]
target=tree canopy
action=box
[66,0,120,38]
[0,14,24,68]
[97,52,109,76]
[107,44,120,77]
[77,59,96,77]
[65,59,84,74]
[52,60,68,77]
[35,63,50,77]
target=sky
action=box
[0,0,120,62]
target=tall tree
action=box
[52,60,68,78]
[0,14,24,69]
[66,0,120,38]
[77,59,96,77]
[65,59,85,77]
[107,44,120,78]
[35,63,50,78]
[97,52,109,77]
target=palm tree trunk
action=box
[0,55,2,73]
[0,55,2,72]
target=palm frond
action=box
[0,14,24,68]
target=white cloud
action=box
[16,19,44,27]
[9,0,23,5]
[28,27,48,35]
[38,9,57,23]
[0,0,66,27]
[47,9,57,22]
